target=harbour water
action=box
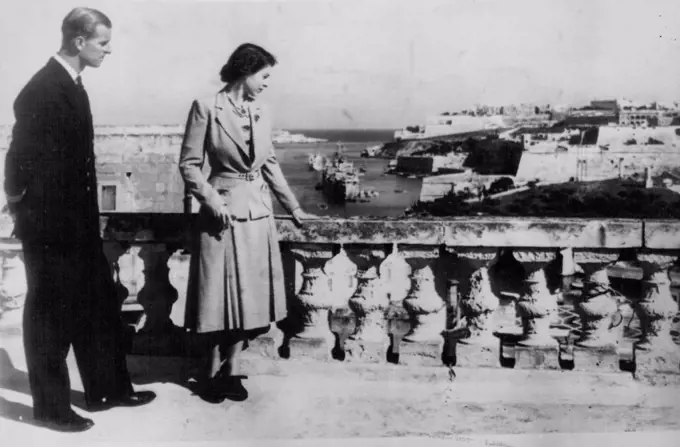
[272,141,422,217]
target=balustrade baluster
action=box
[344,246,389,362]
[571,250,621,371]
[287,244,336,360]
[634,253,680,375]
[398,245,445,366]
[444,248,501,367]
[513,250,560,369]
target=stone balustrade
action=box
[1,214,679,376]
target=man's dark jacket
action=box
[4,58,133,412]
[5,57,100,248]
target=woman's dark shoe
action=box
[196,379,227,404]
[221,376,248,402]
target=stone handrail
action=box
[1,214,679,375]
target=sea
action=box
[286,129,396,143]
[271,129,422,218]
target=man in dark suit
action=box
[4,7,155,432]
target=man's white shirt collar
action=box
[53,54,81,83]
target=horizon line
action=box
[0,123,399,131]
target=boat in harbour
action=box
[319,152,360,203]
[308,153,324,171]
[316,144,380,203]
[360,144,382,158]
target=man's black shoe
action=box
[35,411,94,433]
[87,390,157,412]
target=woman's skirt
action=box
[184,212,288,333]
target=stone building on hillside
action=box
[96,153,190,213]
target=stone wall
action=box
[515,126,680,184]
[419,173,509,202]
[515,145,680,184]
[0,129,198,213]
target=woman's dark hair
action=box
[220,43,277,84]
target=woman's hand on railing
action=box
[291,208,318,227]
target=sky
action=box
[1,0,680,129]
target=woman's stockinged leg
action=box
[222,337,245,377]
[208,343,222,379]
[205,330,243,378]
[201,331,224,381]
[198,331,247,403]
[218,330,248,401]
[195,334,228,404]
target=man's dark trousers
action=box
[21,240,133,419]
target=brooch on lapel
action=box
[252,106,261,123]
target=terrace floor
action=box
[1,331,680,447]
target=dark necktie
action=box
[75,75,90,106]
[74,75,93,142]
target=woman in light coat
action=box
[179,43,314,402]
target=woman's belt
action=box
[210,170,262,183]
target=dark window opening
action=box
[101,185,117,211]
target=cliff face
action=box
[375,139,424,158]
[376,129,506,159]
[378,133,522,176]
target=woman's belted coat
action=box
[179,90,300,333]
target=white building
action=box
[395,114,508,140]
